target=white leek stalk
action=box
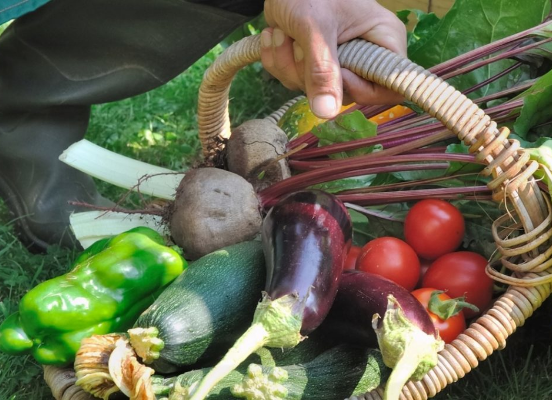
[70,211,167,249]
[60,139,183,200]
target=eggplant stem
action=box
[189,294,303,400]
[382,341,432,400]
[189,323,270,400]
[374,296,444,400]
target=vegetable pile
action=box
[4,1,552,399]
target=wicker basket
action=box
[44,35,552,399]
[196,35,552,399]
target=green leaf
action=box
[370,173,403,187]
[312,111,379,159]
[309,174,376,194]
[452,199,503,260]
[349,209,372,246]
[445,143,485,175]
[509,133,551,149]
[522,137,552,194]
[390,169,445,181]
[396,9,410,25]
[348,204,409,244]
[408,0,550,97]
[398,9,441,49]
[513,69,552,138]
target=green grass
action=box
[0,226,79,399]
[436,299,552,399]
[1,39,552,400]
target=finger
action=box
[260,28,275,69]
[292,41,305,91]
[342,68,404,105]
[263,0,277,27]
[359,7,407,57]
[342,89,354,107]
[261,28,304,92]
[270,28,304,91]
[340,7,407,106]
[298,23,343,119]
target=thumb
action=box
[300,28,343,119]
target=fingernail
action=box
[261,30,272,48]
[273,28,285,47]
[293,42,304,62]
[311,94,338,118]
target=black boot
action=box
[0,108,112,249]
[0,0,263,250]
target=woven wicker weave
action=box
[196,34,552,399]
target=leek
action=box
[59,139,183,200]
[70,211,167,249]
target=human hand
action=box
[262,0,407,119]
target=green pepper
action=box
[0,226,186,366]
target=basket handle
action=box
[198,34,547,230]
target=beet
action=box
[169,167,262,260]
[226,119,291,191]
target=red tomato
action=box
[404,199,465,260]
[422,251,493,318]
[343,245,362,270]
[416,258,433,289]
[356,237,420,290]
[411,288,466,344]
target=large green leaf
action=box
[397,9,441,49]
[445,143,485,175]
[513,69,552,137]
[348,205,408,245]
[390,169,445,181]
[309,174,376,193]
[408,0,550,97]
[312,111,380,159]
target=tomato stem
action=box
[427,290,480,320]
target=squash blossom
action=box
[0,226,186,366]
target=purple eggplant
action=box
[263,189,353,334]
[325,270,444,400]
[189,190,352,400]
[327,271,436,340]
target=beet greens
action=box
[258,16,552,212]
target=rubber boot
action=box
[0,108,112,249]
[0,0,263,250]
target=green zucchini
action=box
[130,241,266,374]
[152,344,389,399]
[267,327,341,367]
